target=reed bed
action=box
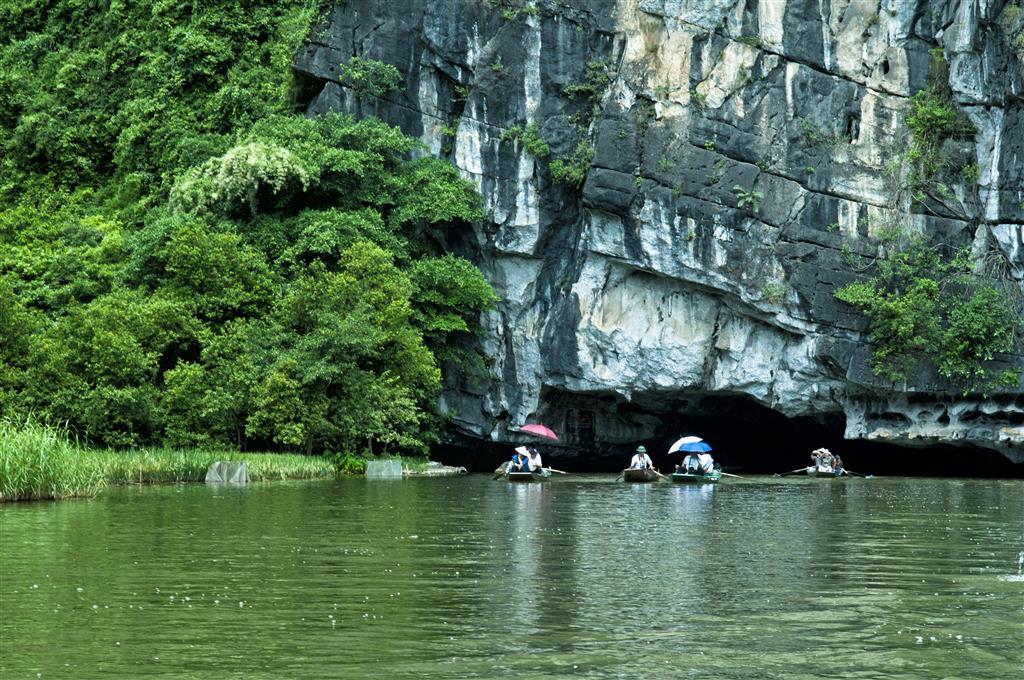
[0,420,106,501]
[1,421,335,502]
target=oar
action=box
[651,469,668,480]
[615,471,624,482]
[543,467,568,474]
[719,472,744,479]
[842,469,874,479]
[774,466,809,477]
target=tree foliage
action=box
[835,242,1021,391]
[0,3,498,457]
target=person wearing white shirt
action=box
[810,447,834,473]
[629,445,653,469]
[680,451,714,474]
[696,452,714,473]
[527,446,543,472]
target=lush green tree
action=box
[23,290,193,446]
[1,0,323,194]
[0,4,499,458]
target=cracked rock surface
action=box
[297,0,1024,461]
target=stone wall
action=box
[296,0,1024,461]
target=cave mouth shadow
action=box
[436,392,1021,478]
[635,395,1018,478]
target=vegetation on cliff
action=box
[835,56,1021,392]
[0,2,497,459]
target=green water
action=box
[2,476,1022,679]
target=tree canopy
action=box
[0,2,498,457]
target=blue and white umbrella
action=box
[678,441,712,453]
[668,435,705,453]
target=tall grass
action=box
[0,420,106,501]
[0,421,335,502]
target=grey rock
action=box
[297,0,1024,462]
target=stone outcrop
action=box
[296,0,1024,462]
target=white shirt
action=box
[630,453,653,469]
[528,452,542,470]
[681,454,699,471]
[696,453,714,473]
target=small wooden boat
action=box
[622,468,659,482]
[670,470,722,484]
[507,469,550,482]
[806,466,846,478]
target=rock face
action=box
[296,0,1024,462]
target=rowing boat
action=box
[507,469,550,482]
[622,468,659,482]
[806,466,846,478]
[670,470,722,484]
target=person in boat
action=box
[679,452,699,473]
[696,451,714,474]
[679,450,714,475]
[510,446,531,473]
[527,446,543,472]
[810,448,835,473]
[833,454,845,475]
[629,445,654,469]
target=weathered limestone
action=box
[296,0,1024,462]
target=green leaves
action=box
[170,143,310,216]
[336,56,403,99]
[1,4,498,457]
[835,243,1021,391]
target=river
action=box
[2,475,1021,679]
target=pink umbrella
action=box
[519,423,559,440]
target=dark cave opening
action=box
[435,393,1021,478]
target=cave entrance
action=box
[623,393,1020,478]
[435,391,1021,477]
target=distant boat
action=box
[507,469,550,482]
[806,467,846,478]
[622,468,659,483]
[670,470,722,484]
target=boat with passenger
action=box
[670,469,722,484]
[508,468,551,482]
[622,468,659,482]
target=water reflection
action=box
[1,476,1021,678]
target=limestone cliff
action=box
[296,0,1024,462]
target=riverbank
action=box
[0,421,335,502]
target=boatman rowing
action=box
[810,448,835,474]
[629,445,654,469]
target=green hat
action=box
[636,445,647,453]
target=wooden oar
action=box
[774,466,809,477]
[651,469,668,480]
[543,467,568,474]
[842,469,874,479]
[719,472,744,479]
